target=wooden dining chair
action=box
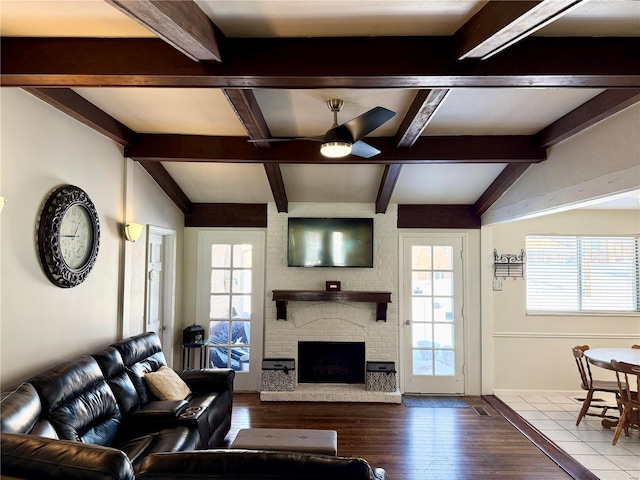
[610,359,640,445]
[572,345,620,426]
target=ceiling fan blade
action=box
[340,106,396,143]
[350,140,381,158]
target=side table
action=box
[182,343,207,370]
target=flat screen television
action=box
[288,217,374,268]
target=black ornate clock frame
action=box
[37,185,100,288]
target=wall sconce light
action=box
[124,222,144,242]
[0,197,5,213]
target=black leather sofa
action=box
[0,332,388,480]
[0,332,234,475]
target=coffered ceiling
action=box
[1,0,639,224]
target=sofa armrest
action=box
[177,368,234,393]
[129,400,188,419]
[136,449,387,480]
[0,433,135,480]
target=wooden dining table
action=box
[583,348,640,370]
[583,347,640,429]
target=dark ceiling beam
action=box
[221,88,289,213]
[474,163,533,216]
[455,0,584,60]
[22,88,138,147]
[395,89,450,148]
[126,135,546,164]
[137,161,193,214]
[536,89,640,149]
[376,89,450,214]
[2,37,638,88]
[105,0,224,62]
[375,165,403,215]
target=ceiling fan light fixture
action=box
[321,141,352,158]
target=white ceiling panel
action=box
[424,88,605,135]
[163,163,274,203]
[0,0,154,37]
[281,164,385,203]
[74,88,246,136]
[194,0,488,37]
[536,0,640,37]
[391,164,507,204]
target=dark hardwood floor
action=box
[224,393,580,480]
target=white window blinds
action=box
[526,235,639,313]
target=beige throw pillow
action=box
[144,366,191,401]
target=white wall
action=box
[485,209,640,393]
[0,89,184,388]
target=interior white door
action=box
[196,231,265,391]
[146,232,164,339]
[401,235,465,394]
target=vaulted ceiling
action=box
[1,0,639,226]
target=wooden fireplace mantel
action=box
[272,290,392,322]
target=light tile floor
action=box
[497,391,640,480]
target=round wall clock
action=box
[37,185,100,288]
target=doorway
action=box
[196,231,265,391]
[400,234,465,394]
[145,225,177,367]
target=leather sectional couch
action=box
[0,332,388,480]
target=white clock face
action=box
[59,204,94,269]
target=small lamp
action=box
[124,222,144,242]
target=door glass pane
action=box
[412,323,433,347]
[412,246,432,269]
[211,245,231,268]
[209,346,229,368]
[434,350,455,376]
[433,272,453,296]
[233,244,252,268]
[232,346,250,371]
[231,321,251,345]
[413,349,433,376]
[209,320,229,345]
[434,324,454,348]
[434,297,454,322]
[210,295,230,319]
[433,246,453,269]
[412,297,433,322]
[412,271,432,295]
[232,295,251,318]
[232,270,252,293]
[210,270,230,293]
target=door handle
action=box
[405,319,411,325]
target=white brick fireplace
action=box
[262,203,400,403]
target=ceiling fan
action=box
[249,99,396,158]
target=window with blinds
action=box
[526,235,639,313]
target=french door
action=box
[401,235,465,394]
[196,231,265,391]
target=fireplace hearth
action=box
[298,341,365,384]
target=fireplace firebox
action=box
[298,341,365,384]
